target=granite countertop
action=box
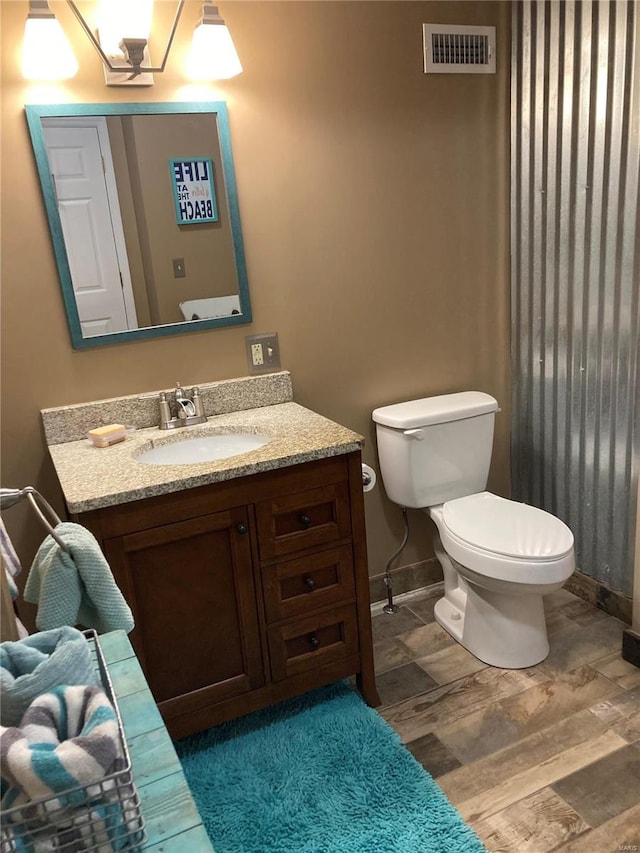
[49,402,364,514]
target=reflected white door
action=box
[42,117,137,337]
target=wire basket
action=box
[1,630,146,852]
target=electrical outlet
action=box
[245,333,281,374]
[251,343,264,366]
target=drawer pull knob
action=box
[309,634,320,649]
[299,514,312,528]
[236,523,248,535]
[304,576,317,591]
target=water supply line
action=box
[383,507,410,614]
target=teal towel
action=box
[1,685,122,802]
[0,626,98,726]
[24,522,134,635]
[1,685,136,852]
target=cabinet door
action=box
[104,508,264,713]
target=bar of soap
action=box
[87,424,127,447]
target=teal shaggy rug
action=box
[175,681,486,853]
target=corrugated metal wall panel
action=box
[511,0,640,596]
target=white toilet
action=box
[372,391,575,668]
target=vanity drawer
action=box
[267,604,359,682]
[262,545,356,623]
[255,482,351,560]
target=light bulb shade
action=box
[22,17,79,80]
[97,0,154,56]
[187,21,243,80]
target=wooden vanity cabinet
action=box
[77,452,380,738]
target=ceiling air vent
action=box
[423,24,496,74]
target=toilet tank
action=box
[372,392,499,508]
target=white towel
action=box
[1,517,29,639]
[1,517,21,599]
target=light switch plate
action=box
[172,257,186,278]
[245,333,281,374]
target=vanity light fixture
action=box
[186,2,243,80]
[71,0,185,86]
[22,0,79,81]
[21,1,242,85]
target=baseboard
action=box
[622,629,640,668]
[564,569,632,625]
[369,558,443,605]
[369,562,633,626]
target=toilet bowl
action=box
[428,493,574,667]
[372,391,576,668]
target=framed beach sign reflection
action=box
[170,157,219,225]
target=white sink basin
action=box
[136,433,271,465]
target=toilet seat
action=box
[443,492,574,559]
[430,492,575,585]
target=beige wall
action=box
[1,1,511,606]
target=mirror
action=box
[26,101,251,349]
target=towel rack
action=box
[0,487,70,554]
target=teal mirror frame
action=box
[25,101,252,349]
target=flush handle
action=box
[403,428,425,440]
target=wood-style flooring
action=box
[372,586,640,852]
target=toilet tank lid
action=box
[372,391,499,429]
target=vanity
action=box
[29,99,380,740]
[42,373,380,739]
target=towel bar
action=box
[0,487,69,553]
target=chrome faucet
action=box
[158,383,207,430]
